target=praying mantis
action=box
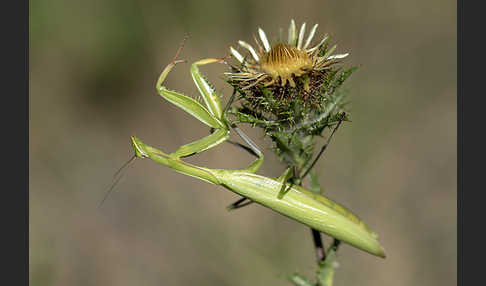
[128,47,386,258]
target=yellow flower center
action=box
[260,43,313,87]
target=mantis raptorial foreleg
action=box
[154,43,269,182]
[154,48,267,210]
[155,50,231,159]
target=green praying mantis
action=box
[126,47,386,259]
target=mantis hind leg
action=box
[226,197,254,211]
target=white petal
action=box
[304,24,318,49]
[238,40,260,62]
[288,19,297,46]
[258,28,271,52]
[327,53,349,60]
[230,46,244,63]
[297,22,306,50]
[308,35,328,53]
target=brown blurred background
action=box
[30,0,456,285]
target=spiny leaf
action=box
[331,66,359,90]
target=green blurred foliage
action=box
[30,0,456,285]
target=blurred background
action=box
[30,0,456,285]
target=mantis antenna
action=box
[99,154,137,208]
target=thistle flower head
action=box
[226,19,349,89]
[225,20,357,170]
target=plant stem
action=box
[311,228,326,262]
[301,177,327,262]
